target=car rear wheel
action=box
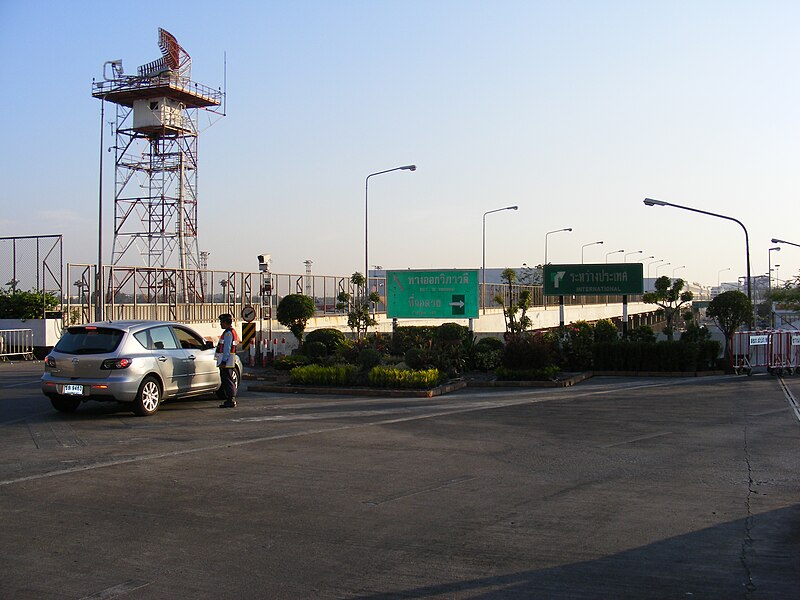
[133,376,162,416]
[50,396,81,413]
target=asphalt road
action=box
[1,362,799,599]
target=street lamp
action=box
[624,250,643,262]
[482,205,519,311]
[644,198,752,305]
[581,241,603,264]
[605,249,624,263]
[365,165,416,296]
[771,237,800,249]
[655,262,671,277]
[646,258,663,281]
[672,265,685,279]
[544,227,572,265]
[717,267,731,288]
[768,246,781,290]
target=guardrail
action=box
[0,329,34,361]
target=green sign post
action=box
[543,263,643,296]
[387,269,479,319]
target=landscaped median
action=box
[244,365,466,398]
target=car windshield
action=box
[54,327,125,355]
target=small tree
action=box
[0,289,59,319]
[276,294,316,347]
[707,290,752,363]
[337,272,378,339]
[494,268,532,336]
[767,282,800,312]
[642,276,693,341]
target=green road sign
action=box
[543,263,643,296]
[387,269,479,319]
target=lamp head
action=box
[643,198,666,207]
[402,165,416,171]
[566,227,573,232]
[771,238,781,243]
[770,247,781,252]
[509,205,519,210]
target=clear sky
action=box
[2,0,799,289]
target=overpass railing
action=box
[63,264,644,326]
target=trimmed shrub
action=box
[502,333,555,371]
[304,328,347,353]
[475,337,504,352]
[290,364,358,386]
[470,337,504,371]
[302,341,328,360]
[357,348,382,371]
[274,355,310,370]
[404,347,429,369]
[368,366,440,389]
[627,325,656,343]
[594,319,619,343]
[391,326,438,355]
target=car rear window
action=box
[54,327,125,355]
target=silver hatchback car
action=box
[41,320,242,416]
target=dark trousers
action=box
[219,367,237,400]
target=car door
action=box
[144,325,191,396]
[171,325,219,393]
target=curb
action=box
[466,372,593,388]
[245,380,468,398]
[591,370,726,378]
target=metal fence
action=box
[731,330,800,375]
[0,235,62,312]
[0,329,34,360]
[62,263,642,325]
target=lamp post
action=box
[96,94,107,322]
[482,205,519,312]
[672,265,685,279]
[646,258,663,284]
[624,250,643,262]
[768,247,781,291]
[365,165,416,296]
[717,267,731,288]
[581,241,603,264]
[544,227,572,265]
[605,249,624,263]
[655,262,671,277]
[644,198,752,306]
[771,237,800,249]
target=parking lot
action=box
[2,361,800,599]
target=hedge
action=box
[289,364,358,386]
[368,366,440,389]
[593,340,722,372]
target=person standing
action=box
[216,313,240,408]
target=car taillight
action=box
[44,355,57,368]
[101,358,132,370]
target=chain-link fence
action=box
[0,235,62,315]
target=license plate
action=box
[63,384,84,396]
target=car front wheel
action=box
[133,376,162,416]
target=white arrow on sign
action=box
[449,300,465,308]
[552,271,566,289]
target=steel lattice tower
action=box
[92,29,223,276]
